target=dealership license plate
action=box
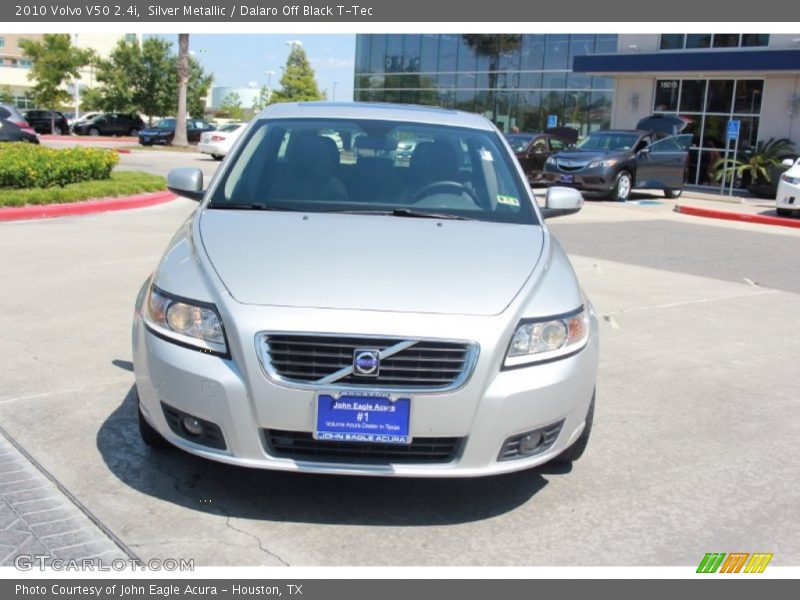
[142,137,150,143]
[315,393,411,444]
[559,174,575,183]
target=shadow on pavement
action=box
[96,386,550,527]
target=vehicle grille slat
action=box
[259,334,476,390]
[264,429,463,463]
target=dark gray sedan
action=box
[543,117,692,201]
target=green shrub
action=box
[0,143,120,189]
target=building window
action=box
[653,78,763,187]
[0,37,5,48]
[354,34,616,134]
[659,34,769,50]
[124,33,137,44]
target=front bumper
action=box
[133,304,599,477]
[776,181,800,211]
[542,167,616,194]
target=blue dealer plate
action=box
[315,394,411,445]
[559,174,575,183]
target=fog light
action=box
[519,431,543,455]
[182,416,204,436]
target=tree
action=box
[138,37,175,124]
[173,34,190,147]
[462,35,522,121]
[0,86,14,104]
[218,92,247,121]
[19,34,90,133]
[271,45,324,104]
[186,56,213,118]
[78,86,104,111]
[93,39,141,112]
[251,85,272,112]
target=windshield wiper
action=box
[206,203,303,211]
[328,208,474,221]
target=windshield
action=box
[577,133,641,151]
[154,118,176,129]
[218,122,242,133]
[208,118,537,225]
[506,134,534,153]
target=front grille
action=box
[264,429,463,464]
[557,160,589,172]
[257,333,477,390]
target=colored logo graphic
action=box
[697,552,773,573]
[353,349,380,377]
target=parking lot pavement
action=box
[0,431,129,566]
[0,198,798,566]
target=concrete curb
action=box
[0,191,176,223]
[674,204,800,229]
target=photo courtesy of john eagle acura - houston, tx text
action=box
[132,102,599,477]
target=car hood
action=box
[554,149,629,161]
[140,128,173,135]
[198,211,544,315]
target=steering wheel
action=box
[412,180,480,205]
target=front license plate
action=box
[559,174,575,183]
[315,393,411,444]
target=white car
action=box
[776,158,800,217]
[198,122,245,160]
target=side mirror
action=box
[167,167,205,202]
[782,158,796,168]
[541,186,583,219]
[637,147,650,156]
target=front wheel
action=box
[610,171,632,202]
[88,127,100,137]
[552,391,594,464]
[664,188,683,199]
[137,397,171,450]
[129,128,140,137]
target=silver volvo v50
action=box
[132,102,598,477]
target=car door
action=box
[521,137,549,181]
[637,134,692,189]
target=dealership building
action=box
[354,33,800,186]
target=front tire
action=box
[664,188,683,199]
[88,127,100,137]
[610,171,632,202]
[129,128,140,136]
[211,154,223,161]
[552,391,594,464]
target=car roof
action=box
[589,129,648,136]
[257,102,495,131]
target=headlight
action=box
[780,173,800,185]
[144,285,228,356]
[587,159,618,169]
[545,156,556,165]
[504,307,590,367]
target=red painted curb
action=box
[674,205,800,229]
[0,191,176,222]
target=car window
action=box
[531,138,548,152]
[577,133,641,151]
[219,123,242,133]
[0,108,9,119]
[648,137,682,153]
[155,118,176,129]
[548,138,568,151]
[211,118,537,226]
[505,134,534,153]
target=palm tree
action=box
[173,34,189,147]
[713,137,796,190]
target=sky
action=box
[147,34,356,101]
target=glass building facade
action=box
[354,34,617,134]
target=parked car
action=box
[0,103,31,129]
[506,127,579,185]
[198,122,245,160]
[543,116,692,201]
[776,157,800,217]
[0,118,39,144]
[72,113,144,137]
[138,118,216,146]
[133,102,599,477]
[23,109,70,135]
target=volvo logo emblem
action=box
[353,349,380,377]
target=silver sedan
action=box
[132,102,598,477]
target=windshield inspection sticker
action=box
[497,195,520,207]
[480,148,494,161]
